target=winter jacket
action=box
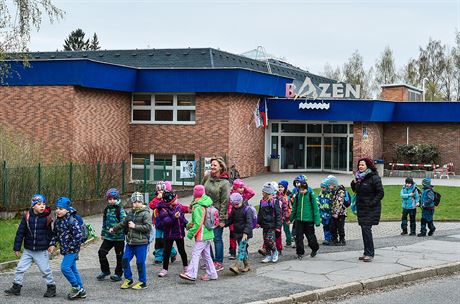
[225,202,254,240]
[51,212,82,255]
[187,195,214,241]
[351,170,384,226]
[112,206,151,245]
[330,186,349,218]
[149,196,189,231]
[276,193,291,222]
[203,173,231,221]
[14,207,53,252]
[257,198,282,230]
[101,200,126,241]
[290,190,320,226]
[158,201,188,240]
[400,184,420,209]
[317,191,332,220]
[421,187,435,209]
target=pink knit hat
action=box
[232,179,244,190]
[165,181,172,191]
[193,185,205,198]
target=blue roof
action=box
[263,98,460,123]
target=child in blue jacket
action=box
[400,177,419,235]
[417,178,436,237]
[317,178,332,245]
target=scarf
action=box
[355,168,372,182]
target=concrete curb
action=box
[0,237,98,272]
[248,261,460,304]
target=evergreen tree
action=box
[63,28,90,51]
[89,33,101,50]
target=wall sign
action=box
[286,77,361,99]
[180,161,196,179]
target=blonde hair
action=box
[262,192,272,200]
[210,156,227,173]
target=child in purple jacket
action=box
[157,191,188,277]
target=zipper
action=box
[33,216,37,250]
[301,194,304,220]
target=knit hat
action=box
[422,178,432,188]
[106,188,120,200]
[327,175,339,187]
[156,181,167,192]
[162,191,177,205]
[298,180,308,190]
[262,182,276,195]
[193,185,205,198]
[31,194,46,207]
[278,180,288,190]
[232,179,245,190]
[130,192,145,204]
[320,178,329,188]
[165,181,172,191]
[230,192,243,206]
[405,177,414,185]
[55,196,75,212]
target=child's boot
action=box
[401,229,408,235]
[241,260,251,272]
[339,237,346,246]
[229,262,240,275]
[43,284,56,298]
[4,283,21,296]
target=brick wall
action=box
[353,122,384,167]
[380,86,407,101]
[383,123,460,168]
[129,93,265,178]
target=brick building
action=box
[1,48,459,185]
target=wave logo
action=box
[299,102,330,110]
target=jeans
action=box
[185,241,217,280]
[213,227,224,263]
[122,244,148,283]
[61,253,83,288]
[295,221,319,256]
[401,208,416,233]
[361,225,374,257]
[98,239,124,276]
[14,249,55,285]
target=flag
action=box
[259,99,268,128]
[254,100,262,128]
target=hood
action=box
[133,205,149,215]
[196,194,213,207]
[404,183,417,191]
[211,172,229,180]
[156,199,168,209]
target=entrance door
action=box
[281,136,305,169]
[306,137,322,170]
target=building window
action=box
[408,90,421,101]
[131,153,195,186]
[132,93,196,124]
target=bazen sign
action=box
[286,77,361,99]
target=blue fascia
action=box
[2,59,292,96]
[264,98,460,123]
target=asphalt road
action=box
[317,274,460,304]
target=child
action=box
[49,197,86,300]
[97,188,126,282]
[417,178,436,237]
[258,182,281,263]
[157,190,188,277]
[4,194,56,297]
[225,192,254,274]
[400,177,419,235]
[148,181,177,264]
[289,175,307,248]
[278,180,292,247]
[110,192,151,290]
[328,176,350,246]
[229,179,255,260]
[317,178,332,245]
[290,180,320,259]
[179,185,218,281]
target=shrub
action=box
[394,144,440,164]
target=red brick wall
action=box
[353,122,384,166]
[380,87,407,101]
[383,123,460,167]
[129,93,265,178]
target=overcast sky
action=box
[27,0,460,74]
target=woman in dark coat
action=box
[351,157,384,262]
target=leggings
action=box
[163,238,188,270]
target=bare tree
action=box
[374,46,398,85]
[321,62,342,81]
[342,50,374,99]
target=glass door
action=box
[306,137,322,170]
[281,136,305,169]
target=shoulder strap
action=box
[24,211,31,232]
[115,205,121,222]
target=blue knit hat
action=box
[422,178,432,188]
[31,194,46,207]
[320,178,329,188]
[55,196,75,212]
[327,175,339,187]
[106,188,120,200]
[278,180,289,190]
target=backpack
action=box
[433,190,441,207]
[204,205,220,229]
[68,215,89,244]
[243,205,258,229]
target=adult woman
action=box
[351,157,384,262]
[202,156,231,271]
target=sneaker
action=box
[291,243,296,248]
[131,282,147,290]
[179,273,196,281]
[213,262,224,272]
[110,274,122,282]
[120,279,134,289]
[272,251,279,263]
[363,256,374,262]
[158,269,168,277]
[78,288,87,299]
[261,255,272,263]
[229,254,236,260]
[358,256,365,260]
[428,228,436,236]
[310,250,318,258]
[417,233,426,237]
[200,274,217,281]
[96,272,110,281]
[67,287,82,299]
[296,254,303,260]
